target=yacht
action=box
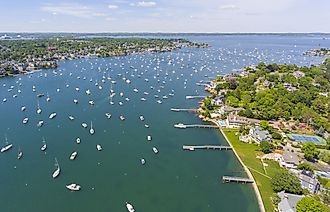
[76,137,81,144]
[49,113,57,119]
[68,116,75,121]
[152,147,159,154]
[147,135,152,141]
[66,183,81,191]
[90,121,95,135]
[22,117,29,124]
[70,151,78,160]
[88,100,94,105]
[52,158,60,178]
[125,202,135,212]
[96,144,102,151]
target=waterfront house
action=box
[211,95,225,106]
[298,171,320,194]
[277,191,303,212]
[225,114,249,128]
[293,70,305,79]
[249,126,272,144]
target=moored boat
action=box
[66,183,81,191]
[126,202,135,212]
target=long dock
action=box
[222,176,254,184]
[174,123,218,129]
[183,145,232,151]
[185,95,206,99]
[170,108,197,112]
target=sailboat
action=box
[41,138,47,151]
[90,121,95,135]
[36,101,42,114]
[17,146,23,159]
[52,157,60,179]
[1,137,13,153]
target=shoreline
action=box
[208,119,266,212]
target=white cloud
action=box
[137,1,156,7]
[41,3,104,18]
[108,4,119,9]
[220,4,239,10]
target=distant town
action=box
[198,57,330,211]
[0,37,208,77]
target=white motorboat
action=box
[147,135,152,141]
[86,89,91,95]
[68,116,75,121]
[22,117,29,124]
[152,147,159,154]
[70,151,78,160]
[82,123,88,128]
[133,88,138,93]
[140,98,146,101]
[49,113,57,119]
[139,116,144,121]
[21,106,26,111]
[2,98,7,102]
[88,100,94,105]
[144,124,149,128]
[37,120,44,127]
[76,137,81,144]
[96,144,102,151]
[141,158,146,165]
[126,202,135,212]
[120,115,125,121]
[105,113,112,119]
[66,183,81,191]
[73,99,78,104]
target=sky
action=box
[0,0,329,33]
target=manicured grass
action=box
[223,129,283,212]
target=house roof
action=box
[251,126,272,141]
[278,191,303,212]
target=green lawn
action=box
[223,129,283,212]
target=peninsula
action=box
[0,37,208,77]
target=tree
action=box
[302,142,319,161]
[271,170,303,194]
[319,151,330,164]
[297,162,315,172]
[296,197,327,212]
[260,141,274,154]
[272,132,282,140]
[260,120,270,130]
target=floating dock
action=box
[183,145,232,151]
[222,176,254,184]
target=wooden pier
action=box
[183,145,232,151]
[170,108,197,112]
[185,95,206,99]
[222,176,254,184]
[174,123,218,129]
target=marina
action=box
[0,34,328,212]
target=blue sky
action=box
[0,0,329,32]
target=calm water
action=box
[0,34,329,212]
